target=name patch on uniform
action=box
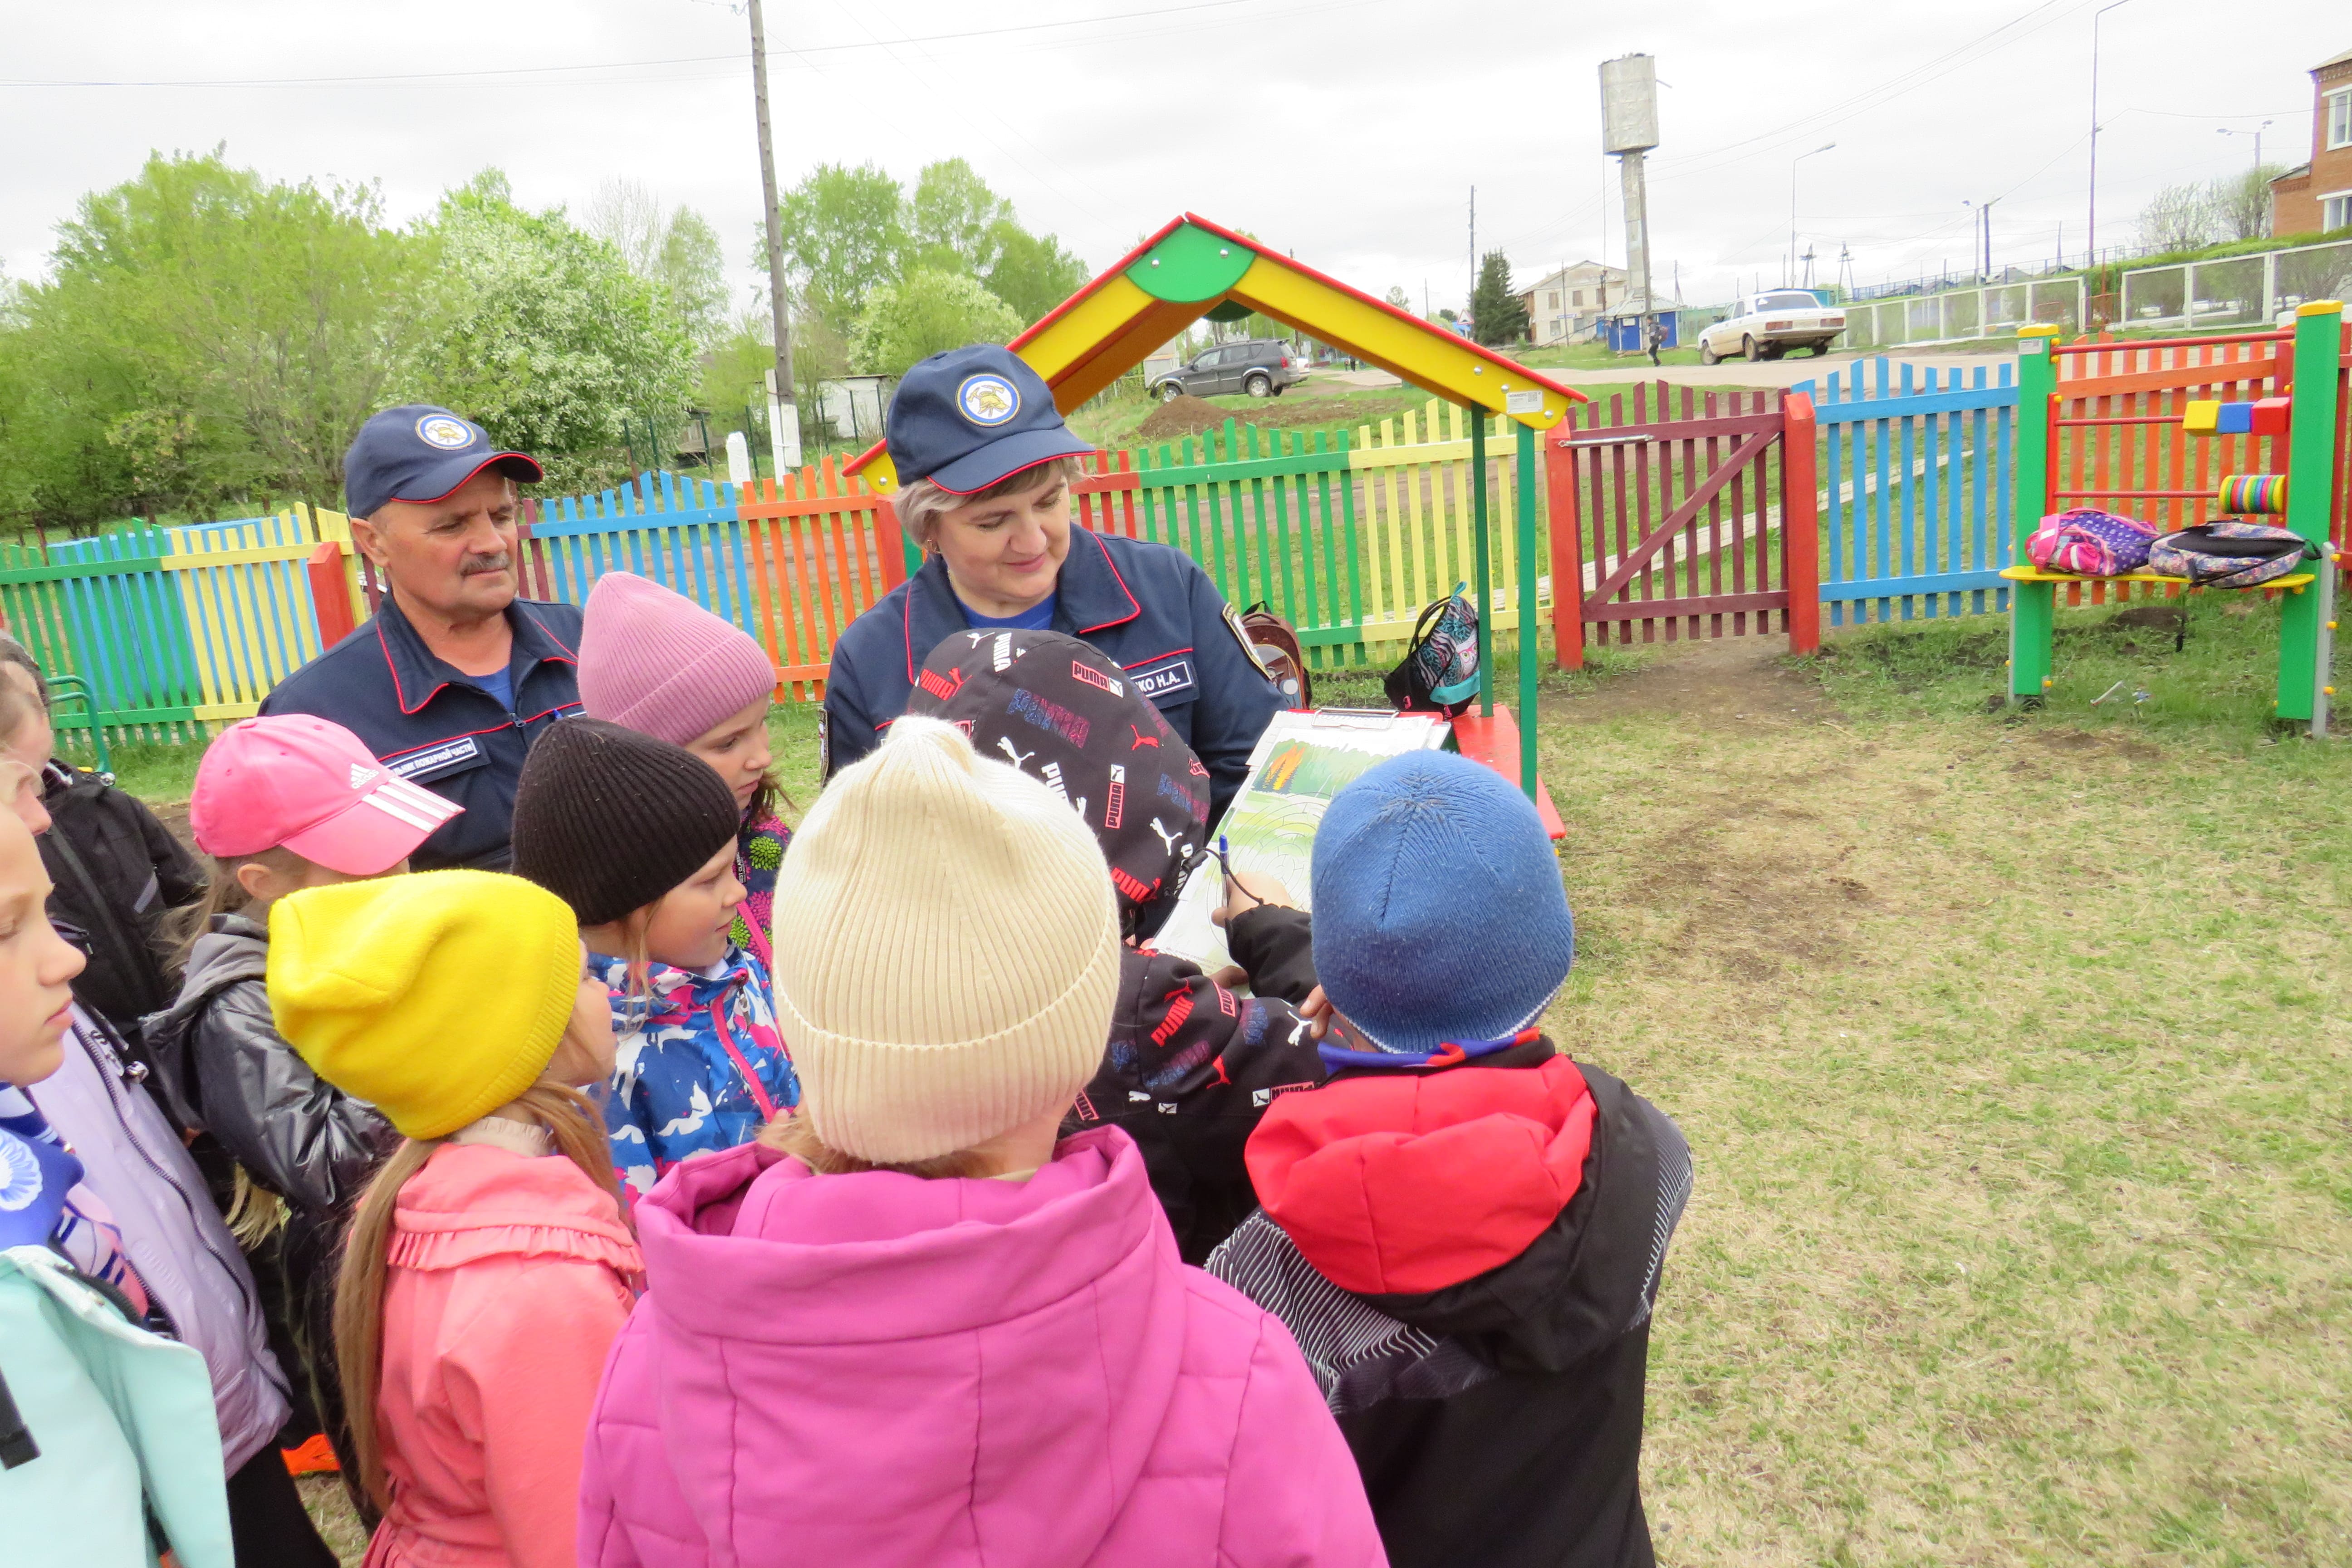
[1130,658,1196,703]
[385,735,483,782]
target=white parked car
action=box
[1696,291,1847,364]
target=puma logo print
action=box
[1130,725,1160,750]
[1147,818,1186,858]
[997,737,1036,770]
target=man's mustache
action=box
[460,554,513,577]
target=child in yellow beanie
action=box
[267,870,638,1568]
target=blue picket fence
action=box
[1794,357,2021,626]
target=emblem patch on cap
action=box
[416,415,477,450]
[956,373,1021,427]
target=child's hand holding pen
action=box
[1205,838,1330,1038]
[1207,835,1298,929]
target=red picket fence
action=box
[1545,385,1819,666]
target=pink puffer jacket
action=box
[578,1128,1385,1568]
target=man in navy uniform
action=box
[260,406,581,870]
[823,346,1284,823]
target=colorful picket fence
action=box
[7,505,357,745]
[17,343,2343,750]
[1795,358,2019,625]
[1071,402,1544,668]
[14,405,1553,743]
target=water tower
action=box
[1599,53,1659,351]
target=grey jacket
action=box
[142,914,393,1216]
[26,1009,291,1472]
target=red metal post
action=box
[307,541,358,647]
[1545,429,1585,670]
[1779,391,1821,656]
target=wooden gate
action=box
[1545,384,1818,667]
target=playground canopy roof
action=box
[844,213,1587,490]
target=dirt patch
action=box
[1635,850,1877,976]
[2024,727,2165,764]
[1137,395,1226,441]
[1542,636,1843,730]
[1136,394,1378,443]
[2111,605,2187,633]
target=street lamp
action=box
[1790,142,1835,289]
[2218,121,2273,173]
[2086,0,2135,306]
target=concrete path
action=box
[1311,345,2014,393]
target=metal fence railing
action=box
[1842,279,2085,352]
[2119,238,2352,333]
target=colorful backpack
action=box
[2024,508,2160,577]
[1383,584,1480,716]
[2146,521,2318,590]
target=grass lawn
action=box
[1492,595,2350,1564]
[173,588,2344,1565]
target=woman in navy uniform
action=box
[822,346,1284,824]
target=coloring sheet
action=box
[1150,708,1449,973]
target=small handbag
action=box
[2024,508,2159,577]
[1383,585,1480,716]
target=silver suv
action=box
[1149,339,1306,402]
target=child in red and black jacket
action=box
[1206,750,1691,1568]
[904,628,1328,1262]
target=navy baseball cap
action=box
[884,345,1092,495]
[343,405,543,520]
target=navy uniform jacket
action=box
[823,528,1284,822]
[258,593,585,871]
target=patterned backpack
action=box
[2146,521,2318,590]
[2024,508,2160,577]
[1384,585,1481,716]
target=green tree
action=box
[1468,250,1527,346]
[775,162,906,336]
[849,270,1023,377]
[909,159,1013,276]
[658,210,728,349]
[2215,164,2287,242]
[983,221,1088,326]
[583,179,728,350]
[402,171,696,467]
[0,150,432,530]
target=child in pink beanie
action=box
[577,572,789,961]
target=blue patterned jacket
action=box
[597,947,799,1200]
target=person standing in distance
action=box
[821,346,1284,825]
[260,407,583,870]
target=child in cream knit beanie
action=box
[769,714,1120,1165]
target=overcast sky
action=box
[2,0,2337,318]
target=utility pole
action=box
[2087,0,2135,324]
[747,0,801,473]
[1467,186,1477,323]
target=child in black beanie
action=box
[511,720,799,1199]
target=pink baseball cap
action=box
[190,715,462,875]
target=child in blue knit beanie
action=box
[1206,750,1691,1568]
